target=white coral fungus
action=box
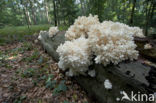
[88,21,139,66]
[104,79,112,90]
[98,21,144,38]
[48,26,59,37]
[56,15,144,76]
[65,14,100,40]
[38,34,42,40]
[132,27,145,38]
[56,37,92,76]
[144,43,152,49]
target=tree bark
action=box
[145,0,153,36]
[129,0,136,25]
[26,11,32,25]
[28,0,37,25]
[150,2,156,20]
[45,0,51,24]
[80,0,85,15]
[53,0,57,26]
[56,1,60,26]
[20,0,30,29]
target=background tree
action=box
[0,0,155,35]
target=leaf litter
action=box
[0,37,92,103]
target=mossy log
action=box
[40,31,156,103]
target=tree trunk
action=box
[97,0,100,20]
[28,0,37,25]
[83,0,87,15]
[145,1,153,36]
[45,0,51,24]
[20,0,30,29]
[80,0,85,15]
[53,0,57,26]
[129,0,136,25]
[27,11,32,25]
[56,1,60,26]
[150,2,156,20]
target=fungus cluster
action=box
[88,21,139,66]
[48,26,59,37]
[56,14,144,76]
[56,37,92,76]
[65,14,100,40]
[144,43,152,49]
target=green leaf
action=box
[45,74,55,89]
[58,80,67,92]
[63,101,71,103]
[22,68,35,77]
[40,75,46,80]
[53,80,67,96]
[38,56,43,64]
[46,80,56,89]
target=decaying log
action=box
[40,31,156,103]
[134,37,156,62]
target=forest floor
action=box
[0,34,91,103]
[0,25,51,46]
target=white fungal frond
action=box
[48,26,59,37]
[65,14,100,40]
[56,15,143,76]
[56,37,92,76]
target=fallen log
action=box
[39,31,156,103]
[134,37,156,62]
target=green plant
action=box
[22,49,40,62]
[21,68,35,78]
[13,96,26,103]
[45,74,56,89]
[37,56,43,64]
[0,25,51,45]
[53,80,67,96]
[22,42,33,51]
[63,101,71,103]
[58,25,68,31]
